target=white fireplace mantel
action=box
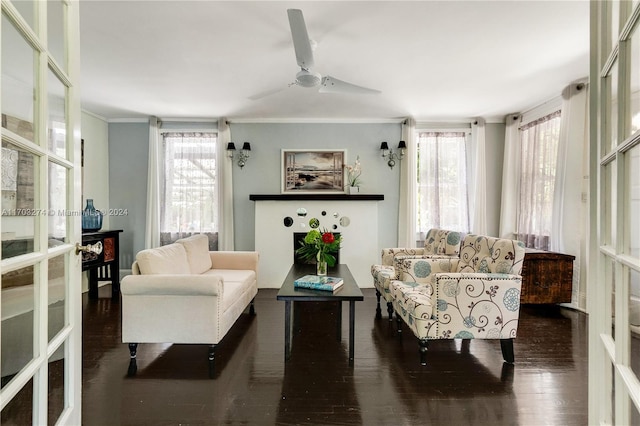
[252,194,384,289]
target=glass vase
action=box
[317,260,328,276]
[82,199,103,232]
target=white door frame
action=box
[590,1,640,424]
[0,1,82,424]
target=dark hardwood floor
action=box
[1,284,594,425]
[77,285,590,425]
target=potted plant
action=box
[344,156,362,194]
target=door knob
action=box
[75,241,103,256]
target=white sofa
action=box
[121,234,259,372]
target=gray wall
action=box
[106,120,505,264]
[229,122,402,251]
[108,122,149,268]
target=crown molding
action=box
[81,109,108,122]
[106,118,149,123]
[228,117,404,124]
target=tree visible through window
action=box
[416,131,469,243]
[517,111,561,249]
[160,132,219,250]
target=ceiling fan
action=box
[250,9,380,100]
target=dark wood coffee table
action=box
[276,263,364,365]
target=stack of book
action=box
[293,275,344,292]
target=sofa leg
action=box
[500,338,515,363]
[419,339,429,366]
[375,290,382,319]
[128,343,138,358]
[387,302,394,322]
[396,312,403,333]
[249,298,256,316]
[127,358,137,376]
[208,344,217,378]
[461,338,471,353]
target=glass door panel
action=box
[47,0,66,72]
[629,24,640,136]
[609,1,621,54]
[604,161,617,248]
[47,68,67,158]
[627,143,640,260]
[631,269,640,377]
[48,161,67,243]
[48,254,66,340]
[47,345,65,425]
[12,1,35,30]
[607,256,616,339]
[607,62,619,154]
[1,13,36,143]
[0,378,33,424]
[1,265,36,389]
[1,142,38,258]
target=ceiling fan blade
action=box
[287,9,315,70]
[248,85,290,101]
[319,76,381,95]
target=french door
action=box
[0,1,82,424]
[590,1,640,424]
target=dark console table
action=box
[82,230,122,300]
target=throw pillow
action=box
[176,234,213,274]
[136,243,190,275]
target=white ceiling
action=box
[78,1,590,122]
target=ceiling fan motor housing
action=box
[296,69,322,88]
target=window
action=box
[517,110,561,249]
[160,132,219,249]
[415,131,469,242]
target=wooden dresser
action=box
[520,248,575,304]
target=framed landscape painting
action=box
[281,149,345,193]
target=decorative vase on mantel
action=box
[82,199,103,232]
[348,186,360,195]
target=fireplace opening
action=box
[293,232,340,265]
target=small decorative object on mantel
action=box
[82,199,103,232]
[295,228,342,276]
[345,155,362,194]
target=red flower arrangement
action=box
[295,228,342,267]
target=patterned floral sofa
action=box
[389,234,526,365]
[370,229,463,320]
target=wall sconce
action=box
[380,140,406,169]
[226,142,251,168]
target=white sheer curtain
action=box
[145,116,161,248]
[517,111,561,249]
[471,118,487,235]
[160,132,218,249]
[217,118,234,250]
[499,114,521,239]
[551,81,588,307]
[416,131,469,236]
[398,117,416,247]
